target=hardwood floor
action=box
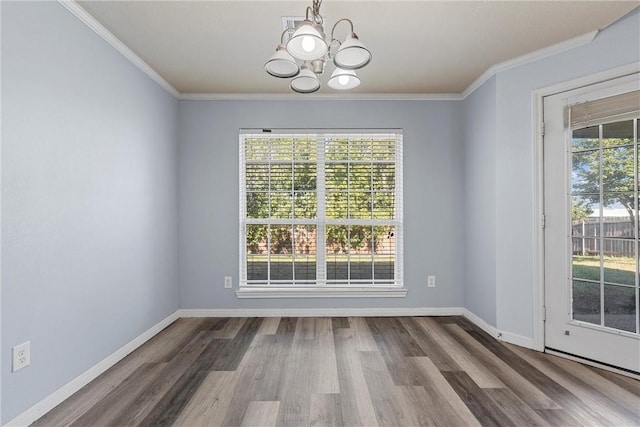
[34,316,640,427]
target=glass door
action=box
[544,74,639,373]
[571,120,638,334]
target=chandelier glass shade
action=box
[264,45,299,78]
[286,21,328,61]
[333,34,372,70]
[264,0,371,93]
[290,66,322,93]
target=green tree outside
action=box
[571,122,637,231]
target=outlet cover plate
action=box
[427,275,436,288]
[224,276,233,289]
[13,341,31,372]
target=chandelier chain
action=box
[312,0,323,24]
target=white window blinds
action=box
[569,90,640,130]
[239,130,403,291]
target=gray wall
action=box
[178,100,465,310]
[462,76,497,326]
[1,2,179,422]
[492,8,640,338]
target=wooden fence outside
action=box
[572,217,636,257]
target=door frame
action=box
[532,62,640,352]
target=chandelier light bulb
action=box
[327,68,360,90]
[301,36,316,53]
[286,20,327,61]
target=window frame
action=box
[237,129,406,298]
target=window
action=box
[238,130,405,298]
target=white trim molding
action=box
[498,331,535,349]
[462,309,535,349]
[178,93,463,101]
[4,311,179,427]
[462,309,499,339]
[57,1,179,98]
[235,287,408,298]
[462,31,598,99]
[179,307,463,318]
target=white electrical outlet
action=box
[224,276,233,289]
[427,275,436,288]
[12,341,31,372]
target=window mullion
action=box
[268,139,272,283]
[291,139,295,284]
[316,136,326,285]
[370,139,374,281]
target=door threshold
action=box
[545,348,640,379]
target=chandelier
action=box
[264,0,372,93]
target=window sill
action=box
[235,286,408,299]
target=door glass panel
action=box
[572,254,599,281]
[603,248,636,286]
[602,121,634,147]
[571,197,598,233]
[570,120,639,334]
[604,284,637,333]
[571,197,599,260]
[602,196,635,238]
[571,125,599,151]
[602,147,634,192]
[573,280,601,325]
[572,150,599,195]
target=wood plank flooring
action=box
[34,316,640,427]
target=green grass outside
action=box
[572,255,637,286]
[572,256,637,321]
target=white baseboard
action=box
[5,311,180,427]
[462,309,500,338]
[462,308,534,349]
[498,330,534,349]
[6,306,535,426]
[178,307,465,318]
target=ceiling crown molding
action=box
[178,93,463,101]
[461,30,599,99]
[57,0,180,98]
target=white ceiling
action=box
[77,1,638,95]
